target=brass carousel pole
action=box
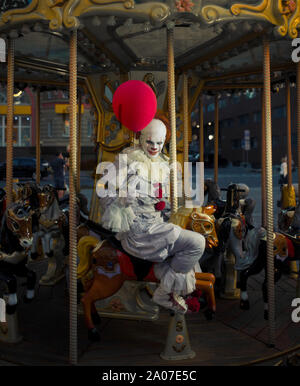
[261,90,266,227]
[199,94,204,163]
[35,88,41,185]
[298,63,300,196]
[214,95,219,183]
[297,62,300,297]
[167,26,178,214]
[6,38,14,207]
[161,26,195,361]
[285,77,298,279]
[263,36,275,347]
[77,91,82,193]
[183,72,189,201]
[286,78,292,188]
[69,29,78,365]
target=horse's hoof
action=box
[264,310,269,320]
[6,304,17,315]
[204,309,215,321]
[240,299,250,310]
[91,312,101,325]
[88,328,101,342]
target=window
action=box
[87,120,94,137]
[250,137,258,149]
[48,120,53,137]
[219,100,227,109]
[0,115,6,146]
[63,119,70,137]
[219,118,233,129]
[0,115,31,146]
[104,85,113,103]
[272,106,286,119]
[238,114,250,125]
[232,138,241,149]
[253,111,261,123]
[272,135,279,147]
[207,103,215,112]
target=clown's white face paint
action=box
[140,119,166,159]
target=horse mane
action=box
[205,179,221,202]
[0,209,24,254]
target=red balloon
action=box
[112,80,157,132]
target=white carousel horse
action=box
[30,185,66,285]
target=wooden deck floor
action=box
[0,259,299,366]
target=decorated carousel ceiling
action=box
[0,0,299,92]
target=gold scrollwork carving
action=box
[46,0,63,30]
[63,0,81,29]
[150,4,170,23]
[231,0,299,38]
[1,0,39,23]
[90,0,135,9]
[231,0,269,16]
[201,6,220,23]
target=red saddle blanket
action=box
[116,250,158,282]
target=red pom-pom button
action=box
[155,201,166,211]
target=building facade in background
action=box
[191,87,297,168]
[0,87,97,169]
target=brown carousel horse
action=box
[77,206,218,341]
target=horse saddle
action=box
[86,220,155,281]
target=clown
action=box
[98,118,205,313]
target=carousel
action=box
[0,0,299,366]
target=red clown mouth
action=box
[148,150,158,156]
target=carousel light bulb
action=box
[208,122,212,126]
[107,16,116,27]
[143,22,151,33]
[92,16,101,26]
[208,135,214,140]
[124,18,133,27]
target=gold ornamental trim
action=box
[0,0,170,31]
[0,0,64,31]
[231,0,299,38]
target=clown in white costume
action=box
[98,119,205,313]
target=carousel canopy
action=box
[0,0,298,94]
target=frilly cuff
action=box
[101,202,136,233]
[154,263,196,296]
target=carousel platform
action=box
[0,258,299,367]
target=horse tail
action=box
[77,235,101,280]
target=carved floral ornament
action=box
[0,0,170,31]
[0,0,299,38]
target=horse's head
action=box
[190,210,218,249]
[274,233,289,258]
[217,215,246,267]
[38,184,56,209]
[6,203,33,249]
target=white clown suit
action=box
[98,119,205,313]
